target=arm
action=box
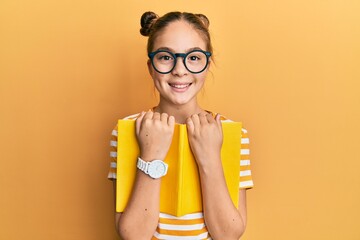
[115,171,161,240]
[115,111,175,239]
[186,113,247,239]
[198,165,247,239]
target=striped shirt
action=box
[108,112,254,239]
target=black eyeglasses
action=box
[148,49,212,74]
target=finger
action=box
[206,113,215,123]
[143,110,153,120]
[160,112,169,122]
[215,113,222,124]
[191,114,200,128]
[215,113,223,136]
[186,117,194,134]
[168,115,175,127]
[199,112,208,124]
[153,111,161,120]
[135,111,146,135]
[136,111,146,121]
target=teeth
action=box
[170,84,190,89]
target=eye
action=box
[156,52,174,62]
[160,55,172,60]
[187,51,205,62]
[187,51,206,65]
[189,55,200,61]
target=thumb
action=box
[215,113,222,126]
[215,113,223,136]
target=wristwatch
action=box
[137,157,168,179]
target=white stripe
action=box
[240,180,254,188]
[110,140,117,147]
[158,223,205,231]
[123,113,140,119]
[112,130,118,136]
[110,162,117,168]
[159,212,203,220]
[241,138,249,144]
[241,128,248,134]
[110,151,117,158]
[221,119,232,122]
[107,172,116,179]
[240,170,251,177]
[153,231,208,240]
[240,160,250,166]
[241,149,250,155]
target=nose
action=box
[171,56,188,76]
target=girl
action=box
[108,11,253,240]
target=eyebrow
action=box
[155,47,204,52]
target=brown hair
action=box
[140,11,213,54]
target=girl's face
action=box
[148,20,210,107]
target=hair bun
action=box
[195,14,210,29]
[140,11,158,36]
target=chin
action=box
[169,97,192,106]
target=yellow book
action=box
[116,119,242,217]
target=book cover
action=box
[116,119,242,216]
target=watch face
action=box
[148,160,168,179]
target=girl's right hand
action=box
[135,111,175,161]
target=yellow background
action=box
[1,0,359,239]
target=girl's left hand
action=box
[186,113,223,168]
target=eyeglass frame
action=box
[148,49,212,74]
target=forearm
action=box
[198,156,245,240]
[117,170,160,239]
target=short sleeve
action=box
[107,124,118,180]
[107,113,141,180]
[239,128,254,189]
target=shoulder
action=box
[122,113,141,120]
[112,112,141,132]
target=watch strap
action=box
[137,157,149,174]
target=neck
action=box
[154,100,205,124]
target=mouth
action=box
[168,83,192,90]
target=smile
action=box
[169,83,192,89]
